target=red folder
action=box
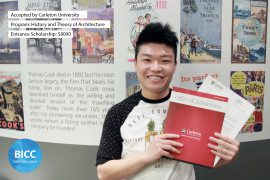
[164,87,228,167]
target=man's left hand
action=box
[208,133,240,168]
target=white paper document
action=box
[198,75,255,165]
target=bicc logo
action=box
[8,138,42,173]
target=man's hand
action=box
[97,134,183,180]
[142,133,183,164]
[208,133,240,168]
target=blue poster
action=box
[232,0,267,63]
[180,0,222,63]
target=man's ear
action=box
[173,60,177,73]
[134,59,137,71]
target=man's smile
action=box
[147,75,164,80]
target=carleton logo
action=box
[181,128,187,133]
[181,128,202,139]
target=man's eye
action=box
[162,60,171,63]
[142,59,150,62]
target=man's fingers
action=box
[161,139,183,147]
[149,133,183,160]
[158,133,180,139]
[162,150,175,159]
[208,133,240,163]
[214,133,240,147]
[160,144,181,154]
[208,143,235,157]
[210,149,234,161]
[209,136,238,153]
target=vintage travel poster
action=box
[230,71,265,133]
[26,0,63,64]
[125,0,172,62]
[232,0,267,63]
[72,0,114,63]
[180,0,222,63]
[126,72,140,97]
[0,71,24,131]
[0,1,20,64]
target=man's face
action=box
[135,43,176,99]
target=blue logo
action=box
[8,139,42,173]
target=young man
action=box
[96,22,239,180]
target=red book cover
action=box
[164,87,228,168]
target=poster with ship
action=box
[179,71,221,90]
[125,0,173,62]
[0,71,24,131]
[180,0,222,63]
[230,71,265,133]
[232,0,267,63]
[26,0,62,64]
[0,1,20,64]
[126,72,140,97]
[72,0,114,63]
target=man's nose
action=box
[150,61,161,71]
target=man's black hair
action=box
[135,22,178,62]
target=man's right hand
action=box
[97,134,183,180]
[141,133,183,164]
